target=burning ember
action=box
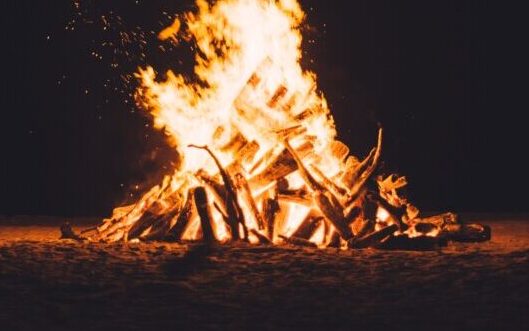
[90,0,490,250]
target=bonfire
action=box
[86,0,490,250]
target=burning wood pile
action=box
[89,0,490,250]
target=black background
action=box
[1,0,527,217]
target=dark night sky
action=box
[1,0,527,217]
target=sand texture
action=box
[0,216,528,330]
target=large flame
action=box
[97,0,437,247]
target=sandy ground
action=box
[0,216,528,330]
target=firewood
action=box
[249,141,313,188]
[59,222,84,241]
[344,206,361,223]
[419,212,459,228]
[341,149,375,188]
[440,223,491,242]
[282,139,323,192]
[219,128,248,154]
[267,85,288,108]
[98,185,162,239]
[344,128,383,205]
[348,223,399,249]
[142,207,181,241]
[195,170,229,218]
[327,230,341,248]
[164,188,197,241]
[414,222,437,234]
[234,173,266,230]
[262,187,280,240]
[282,139,352,240]
[194,186,216,244]
[376,234,447,251]
[279,235,318,248]
[368,193,408,231]
[313,191,353,240]
[237,140,260,166]
[281,92,299,113]
[188,144,245,241]
[277,190,312,206]
[291,211,324,239]
[330,140,350,163]
[248,145,279,174]
[275,124,307,140]
[250,229,272,244]
[127,210,160,240]
[309,163,348,197]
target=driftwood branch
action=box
[194,186,217,244]
[188,144,245,241]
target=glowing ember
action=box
[91,0,490,249]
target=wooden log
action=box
[267,85,288,108]
[414,222,437,234]
[142,207,182,241]
[348,223,399,249]
[369,193,408,231]
[165,188,197,241]
[376,234,447,251]
[291,212,324,239]
[281,92,299,113]
[250,229,272,244]
[248,141,313,188]
[420,212,459,228]
[262,187,280,240]
[282,139,352,240]
[275,125,307,140]
[282,139,324,192]
[344,206,361,223]
[277,189,312,206]
[195,170,229,218]
[440,223,491,242]
[327,230,341,248]
[309,164,348,197]
[219,128,248,154]
[238,140,260,166]
[98,184,162,239]
[279,235,318,248]
[59,222,83,241]
[344,128,383,205]
[194,187,216,244]
[341,149,375,188]
[330,140,350,163]
[188,145,245,241]
[234,173,266,230]
[127,209,160,240]
[313,191,353,241]
[249,145,279,174]
[294,108,315,121]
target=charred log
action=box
[194,187,217,244]
[376,234,448,251]
[188,144,245,241]
[234,173,266,230]
[262,188,280,240]
[291,212,324,240]
[250,229,272,244]
[348,224,399,249]
[440,223,491,243]
[165,188,197,241]
[279,235,318,248]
